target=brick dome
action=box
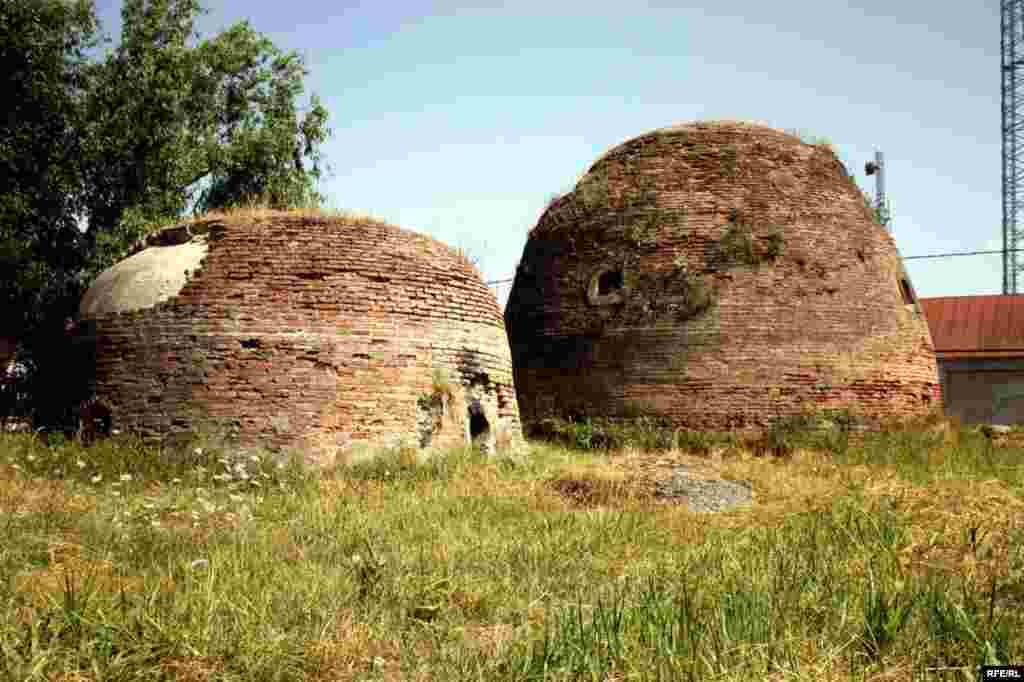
[77,209,523,465]
[505,120,940,429]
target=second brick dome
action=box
[505,120,940,429]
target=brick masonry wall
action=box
[77,212,523,466]
[505,121,941,429]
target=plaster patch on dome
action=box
[79,237,209,317]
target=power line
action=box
[485,248,1016,285]
[902,248,1021,260]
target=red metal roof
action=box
[919,295,1024,358]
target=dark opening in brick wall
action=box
[899,278,916,305]
[468,400,490,446]
[598,270,624,296]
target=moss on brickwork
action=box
[505,120,940,431]
[716,222,784,266]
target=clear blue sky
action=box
[90,0,1004,309]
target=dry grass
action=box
[1,421,1022,680]
[179,203,393,229]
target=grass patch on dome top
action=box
[1,414,1022,680]
[108,192,401,265]
[179,193,393,229]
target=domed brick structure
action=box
[505,120,940,430]
[77,208,523,465]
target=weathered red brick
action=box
[77,209,523,466]
[505,121,940,429]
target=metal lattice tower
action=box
[1003,0,1024,293]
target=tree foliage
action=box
[0,0,102,336]
[75,0,331,282]
[0,0,332,430]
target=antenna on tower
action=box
[1002,0,1024,293]
[865,150,890,231]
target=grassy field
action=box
[1,417,1021,681]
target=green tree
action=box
[0,0,332,431]
[1,0,102,338]
[75,0,331,281]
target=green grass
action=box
[1,419,1022,680]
